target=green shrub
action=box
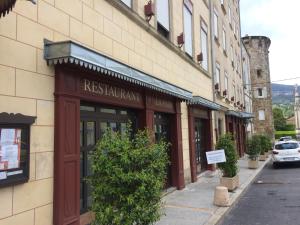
[216,133,238,178]
[88,127,169,225]
[246,135,262,160]
[275,130,296,139]
[259,135,271,154]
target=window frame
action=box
[183,0,193,57]
[200,19,209,71]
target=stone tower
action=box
[242,36,274,138]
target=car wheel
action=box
[273,162,278,169]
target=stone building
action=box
[242,35,274,138]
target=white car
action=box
[272,140,300,168]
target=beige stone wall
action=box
[211,0,244,138]
[0,0,215,223]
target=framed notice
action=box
[206,149,226,164]
[0,113,36,187]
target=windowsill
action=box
[105,0,212,79]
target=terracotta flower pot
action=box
[220,175,239,191]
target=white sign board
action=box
[206,149,226,164]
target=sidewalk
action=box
[156,156,270,225]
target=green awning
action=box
[188,96,221,110]
[44,40,193,100]
[226,110,254,118]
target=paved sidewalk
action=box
[156,156,270,225]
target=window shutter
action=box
[263,87,267,98]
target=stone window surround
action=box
[106,0,210,78]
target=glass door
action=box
[154,112,171,188]
[80,105,136,220]
[194,119,207,174]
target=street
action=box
[219,161,300,225]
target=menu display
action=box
[0,129,21,171]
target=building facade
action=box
[242,35,274,139]
[210,0,248,157]
[0,1,217,225]
[241,42,254,137]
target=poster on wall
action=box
[0,129,21,171]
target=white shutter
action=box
[263,87,267,98]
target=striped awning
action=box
[226,110,254,119]
[0,0,16,17]
[44,40,193,100]
[188,96,221,110]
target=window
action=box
[258,110,265,121]
[228,4,232,24]
[157,0,170,38]
[222,24,226,51]
[218,119,223,137]
[230,44,233,62]
[201,21,208,71]
[215,63,221,86]
[120,0,131,7]
[183,1,193,56]
[213,9,218,38]
[257,87,266,98]
[224,72,228,91]
[257,69,262,78]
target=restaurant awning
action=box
[44,40,193,100]
[0,0,16,17]
[239,112,254,119]
[188,96,221,110]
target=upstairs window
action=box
[259,110,265,121]
[201,21,208,71]
[228,4,232,24]
[224,72,228,91]
[257,69,262,78]
[120,0,131,8]
[157,0,170,38]
[183,0,193,56]
[222,24,226,51]
[215,63,221,86]
[213,9,219,39]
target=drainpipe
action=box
[209,0,218,143]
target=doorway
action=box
[194,119,208,174]
[154,112,172,188]
[80,104,137,215]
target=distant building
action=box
[242,36,274,139]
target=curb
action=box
[203,158,271,225]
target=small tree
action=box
[246,135,262,160]
[88,127,169,225]
[216,133,238,178]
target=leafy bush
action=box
[246,135,262,160]
[216,133,238,178]
[88,127,169,225]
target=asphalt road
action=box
[219,161,300,225]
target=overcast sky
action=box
[240,0,300,85]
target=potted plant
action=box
[216,133,239,191]
[258,135,266,161]
[246,135,261,169]
[259,135,270,160]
